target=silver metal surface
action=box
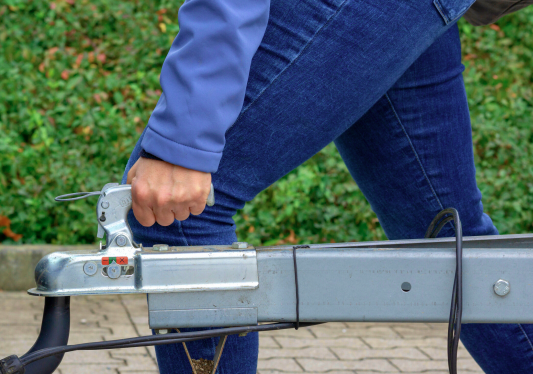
[83,262,98,276]
[148,244,533,328]
[149,308,257,329]
[232,242,248,249]
[207,183,215,207]
[28,245,259,296]
[28,184,255,297]
[95,184,137,254]
[260,233,533,251]
[494,279,510,296]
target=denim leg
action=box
[122,0,478,373]
[335,24,533,374]
[334,24,497,240]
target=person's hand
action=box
[126,157,212,227]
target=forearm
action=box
[141,0,270,172]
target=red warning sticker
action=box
[102,257,128,265]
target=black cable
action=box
[20,322,322,366]
[292,245,310,330]
[424,208,462,374]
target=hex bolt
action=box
[116,235,127,247]
[153,244,169,251]
[83,261,98,276]
[101,201,110,209]
[232,242,248,249]
[107,263,121,279]
[156,329,170,334]
[494,279,510,296]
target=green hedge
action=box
[1,1,532,245]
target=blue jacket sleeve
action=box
[141,0,270,173]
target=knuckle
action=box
[132,185,150,202]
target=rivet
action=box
[494,279,510,296]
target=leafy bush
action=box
[1,1,532,245]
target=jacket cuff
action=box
[139,148,163,161]
[141,126,222,173]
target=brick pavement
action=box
[0,292,483,373]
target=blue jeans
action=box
[123,0,533,373]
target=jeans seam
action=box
[229,0,350,130]
[384,93,450,220]
[518,324,533,352]
[177,221,189,246]
[433,0,450,24]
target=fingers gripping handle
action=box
[96,184,215,250]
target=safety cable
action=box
[292,244,309,330]
[424,208,463,374]
[54,191,102,201]
[20,322,323,366]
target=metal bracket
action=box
[175,329,228,374]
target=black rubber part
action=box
[22,297,70,374]
[0,355,24,374]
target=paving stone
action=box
[392,326,447,338]
[311,326,400,338]
[0,292,485,374]
[0,325,39,336]
[58,364,121,374]
[102,325,142,339]
[69,326,113,334]
[259,347,336,360]
[275,337,367,349]
[61,350,124,364]
[111,353,158,371]
[363,337,447,349]
[147,345,157,359]
[262,328,316,339]
[419,346,472,360]
[260,336,281,348]
[0,339,37,354]
[107,347,153,356]
[258,358,303,372]
[0,311,42,325]
[331,347,428,360]
[297,358,399,372]
[259,371,354,374]
[355,372,441,374]
[426,323,449,330]
[390,358,482,372]
[316,322,350,329]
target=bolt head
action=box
[101,201,110,209]
[156,329,170,334]
[108,263,121,279]
[83,261,98,276]
[116,235,127,247]
[232,242,248,249]
[494,279,510,296]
